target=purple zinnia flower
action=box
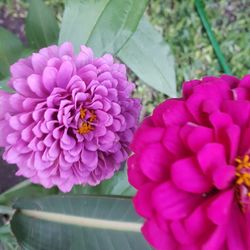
[0,42,141,192]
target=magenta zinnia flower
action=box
[128,75,250,250]
[0,42,140,192]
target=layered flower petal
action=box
[0,42,141,192]
[128,74,250,249]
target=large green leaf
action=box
[0,224,18,250]
[0,181,58,206]
[118,17,177,97]
[25,0,59,49]
[11,195,151,250]
[0,168,133,206]
[59,0,148,55]
[70,169,135,196]
[0,28,24,79]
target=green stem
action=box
[195,0,232,75]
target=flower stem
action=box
[195,0,232,75]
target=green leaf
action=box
[70,168,136,197]
[0,225,19,250]
[11,195,151,250]
[0,205,14,215]
[25,0,59,49]
[0,77,12,92]
[59,0,148,56]
[20,48,35,58]
[118,17,177,97]
[0,225,12,235]
[0,28,24,79]
[0,181,58,206]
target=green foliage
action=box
[0,181,58,206]
[0,77,11,92]
[148,0,250,88]
[11,195,152,250]
[70,168,135,197]
[25,0,59,49]
[59,0,148,55]
[118,17,176,97]
[0,225,19,250]
[0,28,23,80]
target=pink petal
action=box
[42,66,57,92]
[212,165,235,189]
[31,53,47,74]
[0,121,13,146]
[180,123,214,152]
[81,148,98,167]
[27,74,47,97]
[133,183,155,218]
[225,124,240,163]
[127,154,149,189]
[232,87,249,101]
[162,125,188,157]
[60,129,76,150]
[139,143,169,181]
[207,190,233,225]
[0,91,15,119]
[197,143,227,174]
[59,42,74,57]
[239,127,250,155]
[131,123,165,152]
[56,61,74,88]
[220,74,239,88]
[142,219,177,250]
[21,124,34,142]
[226,202,247,250]
[10,61,33,78]
[171,157,212,193]
[170,220,194,245]
[202,225,227,250]
[12,78,34,96]
[152,182,202,220]
[240,74,250,88]
[222,100,250,127]
[185,203,212,238]
[182,79,200,98]
[162,99,193,126]
[48,140,60,160]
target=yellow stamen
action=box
[77,108,97,135]
[77,122,93,135]
[80,108,87,119]
[89,110,97,122]
[236,155,250,171]
[236,172,250,186]
[235,155,250,193]
[235,155,250,212]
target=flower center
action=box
[236,155,250,190]
[235,155,250,212]
[77,108,97,135]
